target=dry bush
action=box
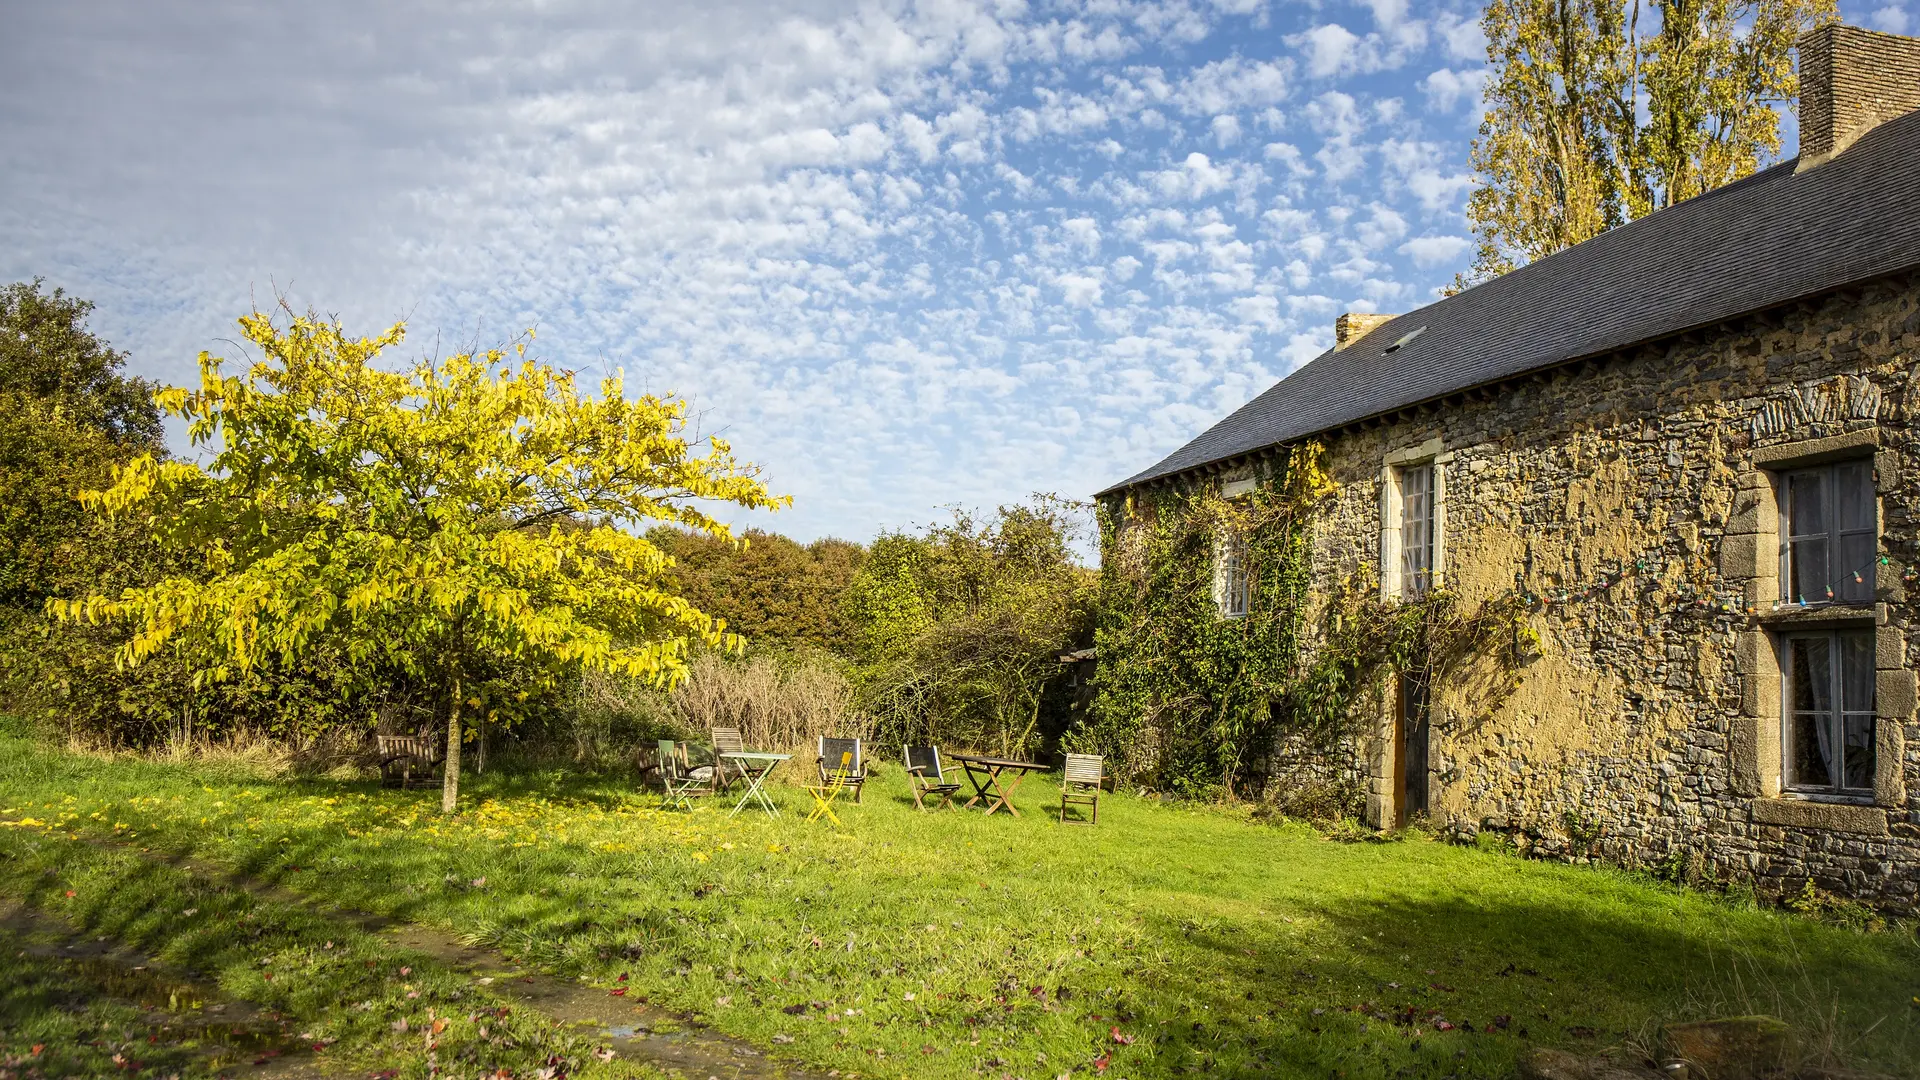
[671,651,868,777]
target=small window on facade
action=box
[1783,460,1875,605]
[1215,531,1251,619]
[1399,463,1434,597]
[1785,629,1876,796]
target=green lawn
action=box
[2,729,1916,1079]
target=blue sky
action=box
[3,0,1913,544]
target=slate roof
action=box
[1101,107,1920,496]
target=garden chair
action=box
[376,733,443,789]
[659,739,717,811]
[711,726,774,792]
[805,746,858,825]
[815,736,866,804]
[903,745,961,811]
[1060,753,1104,825]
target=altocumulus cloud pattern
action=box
[3,0,1911,542]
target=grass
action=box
[2,728,1917,1080]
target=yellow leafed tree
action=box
[53,305,787,811]
[1460,0,1836,288]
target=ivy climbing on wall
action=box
[1080,440,1533,806]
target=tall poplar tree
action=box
[1459,0,1836,287]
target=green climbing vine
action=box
[1079,441,1533,804]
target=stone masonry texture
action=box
[1305,272,1920,909]
[1114,271,1920,910]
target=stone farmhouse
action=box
[1098,24,1920,908]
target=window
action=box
[1784,630,1876,796]
[1214,532,1250,618]
[1782,460,1875,605]
[1399,463,1434,598]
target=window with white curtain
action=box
[1214,531,1250,618]
[1782,460,1875,605]
[1399,463,1434,598]
[1784,629,1876,796]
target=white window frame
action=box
[1780,628,1877,798]
[1213,530,1251,619]
[1380,441,1448,601]
[1779,458,1876,607]
[1213,478,1255,619]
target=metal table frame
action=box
[719,751,791,817]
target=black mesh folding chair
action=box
[904,745,962,810]
[815,736,866,804]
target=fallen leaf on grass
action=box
[593,1047,617,1062]
[399,966,411,976]
[1092,1053,1111,1072]
[1109,1028,1135,1045]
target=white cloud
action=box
[1,0,1489,545]
[1433,10,1485,61]
[1398,234,1470,268]
[1263,141,1312,176]
[1868,5,1912,33]
[1291,23,1367,78]
[1419,67,1485,114]
[1171,55,1293,114]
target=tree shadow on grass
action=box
[1130,881,1920,1079]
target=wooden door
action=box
[1398,667,1430,826]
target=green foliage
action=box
[0,279,162,448]
[647,527,865,655]
[846,497,1095,757]
[1086,445,1327,794]
[0,281,187,743]
[1088,443,1531,800]
[52,303,785,808]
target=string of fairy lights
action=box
[1511,550,1913,618]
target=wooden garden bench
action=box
[376,734,443,789]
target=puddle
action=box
[0,900,335,1078]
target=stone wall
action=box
[1294,271,1920,908]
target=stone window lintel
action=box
[1750,426,1878,468]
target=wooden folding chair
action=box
[904,745,961,810]
[712,726,774,792]
[659,740,716,810]
[1060,753,1104,825]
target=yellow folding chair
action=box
[805,750,855,825]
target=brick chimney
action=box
[1796,23,1920,169]
[1334,312,1397,351]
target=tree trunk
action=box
[442,676,463,814]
